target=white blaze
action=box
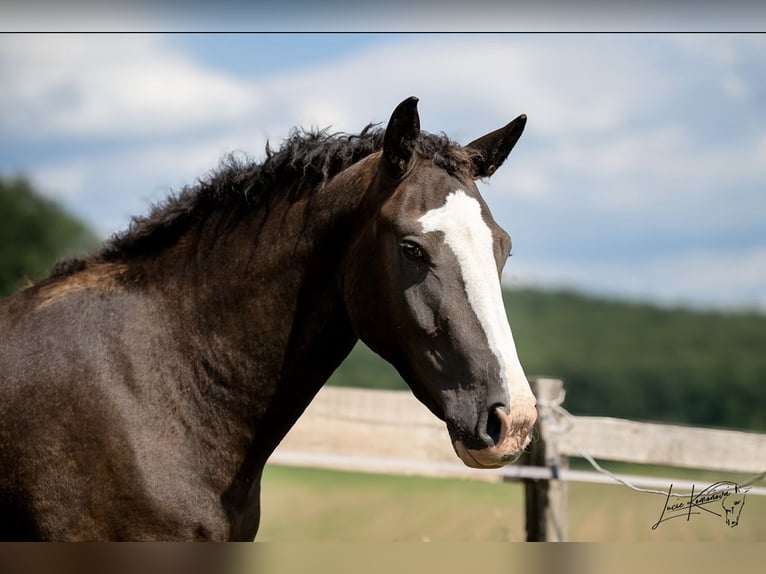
[418,190,535,406]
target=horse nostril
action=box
[485,405,504,446]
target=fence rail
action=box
[269,379,766,541]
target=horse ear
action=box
[465,114,527,179]
[382,96,421,177]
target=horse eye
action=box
[400,240,426,261]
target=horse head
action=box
[343,97,537,469]
[722,492,746,527]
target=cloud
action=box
[671,35,766,67]
[532,122,765,212]
[32,163,89,202]
[248,35,675,140]
[0,35,259,139]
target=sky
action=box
[1,32,765,311]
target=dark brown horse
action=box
[0,97,537,541]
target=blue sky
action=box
[1,33,765,310]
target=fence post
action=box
[519,378,568,541]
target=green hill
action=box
[328,288,766,433]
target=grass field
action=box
[258,463,766,542]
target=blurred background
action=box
[1,31,764,541]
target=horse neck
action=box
[144,156,376,457]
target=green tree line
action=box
[1,176,99,297]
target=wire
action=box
[536,390,766,499]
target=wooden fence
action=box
[269,378,766,541]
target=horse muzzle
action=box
[453,402,537,469]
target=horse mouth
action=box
[453,402,537,469]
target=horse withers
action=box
[0,97,537,540]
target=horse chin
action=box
[453,403,537,469]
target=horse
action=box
[0,97,537,541]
